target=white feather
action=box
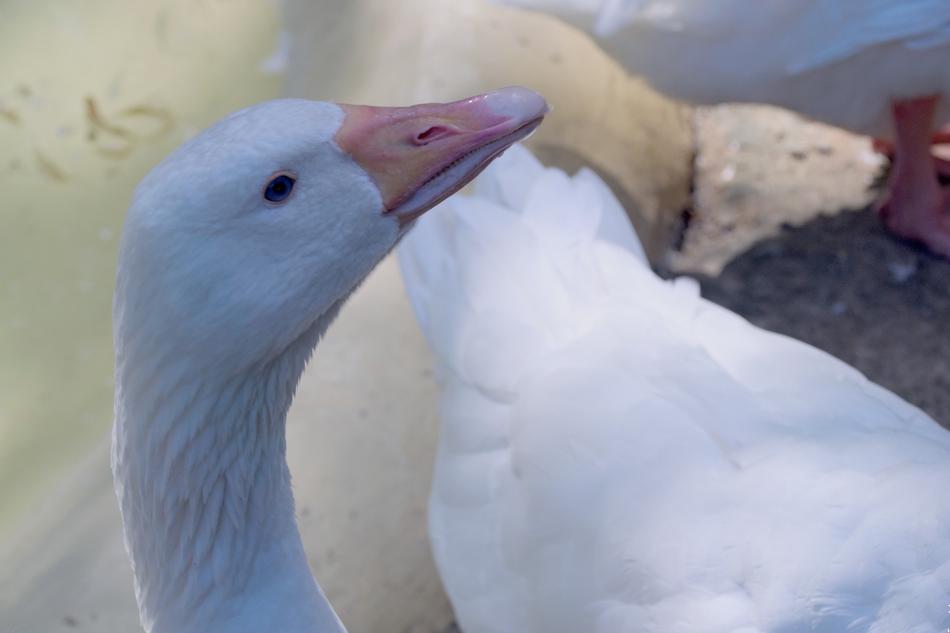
[398,144,950,633]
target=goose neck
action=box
[112,325,343,633]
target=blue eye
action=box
[264,173,296,203]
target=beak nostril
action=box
[414,126,450,146]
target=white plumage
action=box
[496,0,950,137]
[398,144,950,632]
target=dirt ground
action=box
[672,104,950,428]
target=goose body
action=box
[111,89,547,633]
[398,144,950,632]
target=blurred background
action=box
[1,1,947,632]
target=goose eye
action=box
[263,173,296,203]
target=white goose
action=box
[111,88,547,633]
[495,0,950,256]
[398,144,950,633]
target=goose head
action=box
[115,87,546,372]
[112,87,547,633]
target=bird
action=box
[492,0,950,256]
[110,87,548,633]
[398,143,950,633]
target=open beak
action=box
[335,86,549,225]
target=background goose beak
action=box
[335,86,549,224]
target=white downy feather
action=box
[398,144,950,633]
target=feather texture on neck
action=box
[112,308,344,633]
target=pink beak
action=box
[335,86,549,225]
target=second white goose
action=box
[399,144,950,633]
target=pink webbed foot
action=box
[876,96,950,256]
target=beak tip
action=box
[483,86,550,122]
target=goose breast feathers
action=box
[398,145,950,633]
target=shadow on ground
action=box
[684,206,950,428]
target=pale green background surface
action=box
[0,0,282,537]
